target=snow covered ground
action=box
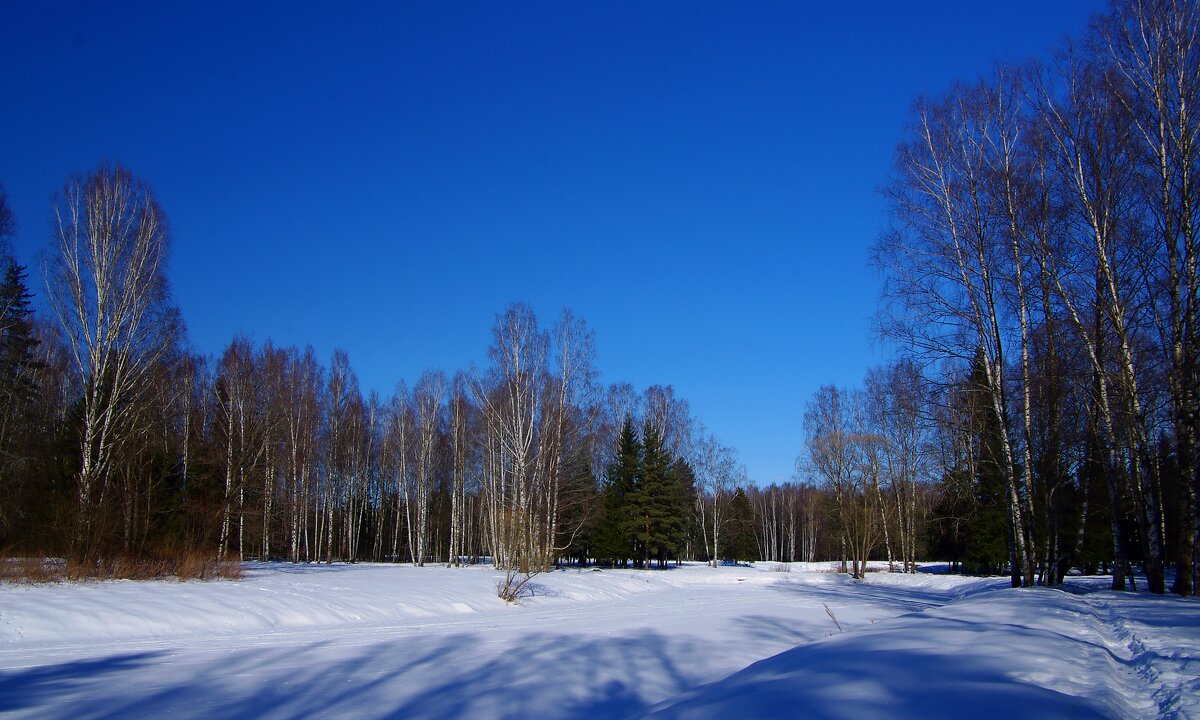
[0,562,1195,719]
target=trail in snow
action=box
[1070,589,1200,719]
[649,578,1200,720]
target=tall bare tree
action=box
[473,303,548,572]
[866,361,932,573]
[693,430,738,567]
[409,370,445,566]
[448,371,476,566]
[880,81,1040,586]
[804,386,884,579]
[281,346,322,562]
[45,164,181,557]
[1035,48,1168,592]
[1098,0,1200,595]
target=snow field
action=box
[1,562,1196,719]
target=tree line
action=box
[0,173,771,572]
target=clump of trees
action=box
[761,0,1200,596]
[781,0,1197,596]
[870,0,1198,594]
[798,361,933,579]
[588,418,695,568]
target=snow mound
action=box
[0,563,504,646]
[648,584,1200,720]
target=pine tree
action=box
[0,186,36,411]
[669,457,698,565]
[0,258,40,411]
[593,418,640,566]
[722,487,757,563]
[0,192,42,539]
[960,351,1013,576]
[630,421,687,568]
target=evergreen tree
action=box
[722,487,757,563]
[960,351,1012,576]
[0,190,43,540]
[629,421,687,568]
[0,257,40,411]
[593,418,640,565]
[0,186,36,410]
[669,457,698,565]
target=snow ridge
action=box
[1075,592,1200,720]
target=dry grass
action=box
[823,603,844,633]
[1,549,244,584]
[0,555,67,584]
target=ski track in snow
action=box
[1071,589,1200,719]
[0,562,1196,719]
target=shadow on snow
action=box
[0,631,700,720]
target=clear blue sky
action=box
[1,1,1103,484]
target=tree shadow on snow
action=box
[1,630,705,720]
[0,651,167,715]
[767,576,954,613]
[647,633,1114,720]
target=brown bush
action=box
[0,548,243,583]
[0,552,67,584]
[175,551,245,581]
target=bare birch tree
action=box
[804,386,882,580]
[410,370,445,566]
[472,303,548,572]
[45,164,181,557]
[880,82,1038,586]
[1035,50,1169,592]
[1098,0,1200,595]
[693,430,738,567]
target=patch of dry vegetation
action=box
[1,549,244,584]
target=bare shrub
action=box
[497,566,538,603]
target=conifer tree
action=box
[631,421,686,568]
[0,190,42,538]
[0,187,36,408]
[962,351,1014,577]
[594,418,640,565]
[669,457,698,565]
[722,487,757,563]
[0,258,40,412]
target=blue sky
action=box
[1,1,1103,484]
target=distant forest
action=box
[1,0,1197,597]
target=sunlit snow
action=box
[1,563,1195,718]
